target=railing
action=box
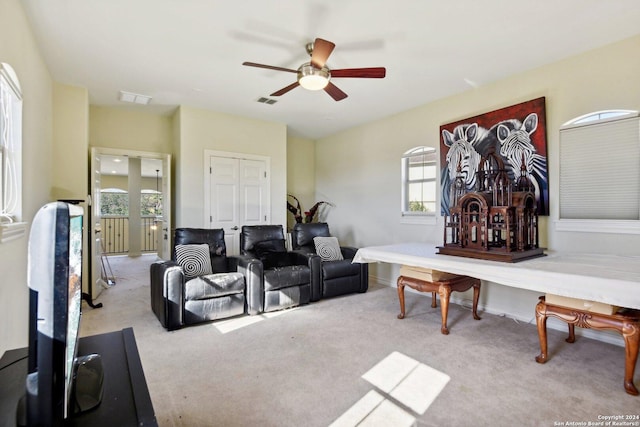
[100,216,158,255]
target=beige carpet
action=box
[80,254,640,427]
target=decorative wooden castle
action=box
[437,149,545,262]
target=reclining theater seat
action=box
[150,228,262,330]
[292,222,368,299]
[240,225,319,312]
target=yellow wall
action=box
[89,106,174,154]
[101,175,159,191]
[286,136,315,231]
[174,106,287,228]
[52,83,89,200]
[52,82,91,303]
[0,0,54,354]
[315,34,640,323]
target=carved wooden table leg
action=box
[438,284,452,335]
[397,277,406,319]
[395,275,481,335]
[622,320,640,395]
[534,300,549,364]
[534,296,640,395]
[567,323,576,343]
[471,280,481,321]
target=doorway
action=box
[90,147,172,299]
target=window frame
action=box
[401,146,437,224]
[100,188,129,216]
[100,188,163,217]
[0,63,26,243]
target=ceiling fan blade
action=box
[242,62,297,73]
[331,67,386,78]
[271,81,300,96]
[324,82,348,101]
[310,38,335,69]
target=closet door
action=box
[207,153,270,255]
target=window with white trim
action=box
[401,147,437,217]
[557,110,640,233]
[0,63,24,242]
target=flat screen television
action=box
[18,201,103,427]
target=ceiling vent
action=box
[256,97,277,105]
[118,90,152,105]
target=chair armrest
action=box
[340,246,358,259]
[232,255,264,315]
[150,260,185,330]
[359,262,369,292]
[287,250,314,266]
[291,250,322,302]
[225,256,239,271]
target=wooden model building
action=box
[437,149,545,262]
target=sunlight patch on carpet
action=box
[359,399,416,427]
[214,316,264,333]
[363,351,450,415]
[389,363,450,415]
[330,351,449,426]
[329,390,416,427]
[362,351,420,393]
[262,307,300,318]
[328,390,385,427]
[214,307,301,333]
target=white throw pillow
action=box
[175,244,213,277]
[313,236,344,261]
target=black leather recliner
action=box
[291,222,368,299]
[239,225,320,312]
[150,228,262,330]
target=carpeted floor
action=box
[80,254,640,427]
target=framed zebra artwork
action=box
[439,97,549,216]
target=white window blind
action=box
[559,114,640,220]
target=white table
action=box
[353,243,640,310]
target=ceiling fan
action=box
[242,37,386,101]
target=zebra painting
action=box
[440,123,484,215]
[496,113,548,214]
[440,97,549,215]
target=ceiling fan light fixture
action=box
[298,63,330,91]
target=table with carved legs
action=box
[535,296,640,395]
[396,275,481,335]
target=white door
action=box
[157,154,172,260]
[207,153,270,255]
[90,148,105,299]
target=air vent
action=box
[256,97,277,105]
[118,90,152,105]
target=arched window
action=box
[401,147,437,219]
[563,110,636,126]
[558,109,640,233]
[0,63,24,242]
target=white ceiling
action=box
[21,0,640,140]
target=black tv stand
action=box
[0,328,156,427]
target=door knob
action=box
[231,226,239,230]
